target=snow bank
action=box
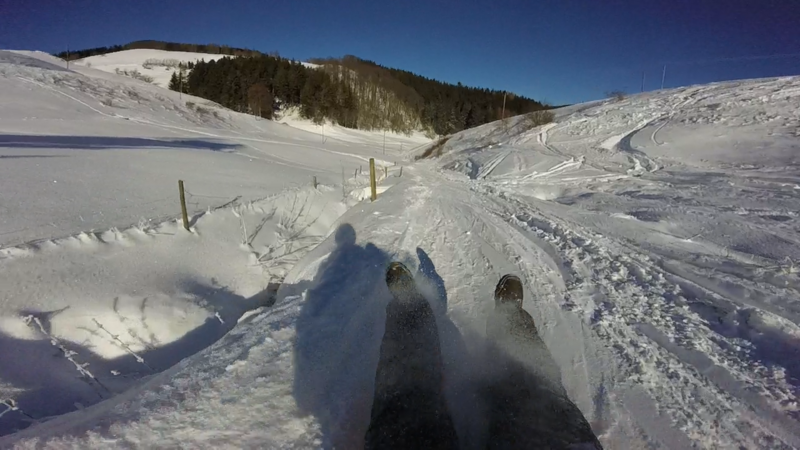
[0,185,347,438]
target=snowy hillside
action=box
[2,46,800,449]
[72,49,230,87]
[71,49,320,88]
[0,50,424,246]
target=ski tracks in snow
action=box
[413,147,800,448]
[480,183,800,449]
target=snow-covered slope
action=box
[72,49,230,87]
[2,49,800,449]
[71,49,321,88]
[0,50,424,247]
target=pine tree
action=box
[168,71,180,92]
[273,65,289,103]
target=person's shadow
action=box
[292,227,477,449]
[292,224,392,449]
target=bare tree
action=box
[606,90,626,102]
[502,91,516,119]
[248,84,274,119]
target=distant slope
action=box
[57,42,548,136]
[73,49,229,87]
[55,40,265,61]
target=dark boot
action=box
[495,274,524,309]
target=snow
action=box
[68,50,323,89]
[2,48,800,449]
[72,49,231,87]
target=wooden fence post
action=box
[384,166,388,179]
[399,166,403,177]
[369,158,377,202]
[178,180,189,231]
[312,176,317,189]
[341,168,346,199]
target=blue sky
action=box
[1,0,799,104]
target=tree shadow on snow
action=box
[0,135,241,153]
[292,226,472,449]
[0,280,277,438]
[0,154,70,159]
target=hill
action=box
[72,49,231,88]
[56,41,548,135]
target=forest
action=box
[176,54,548,135]
[57,40,549,135]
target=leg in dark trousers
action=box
[364,262,459,450]
[484,275,603,450]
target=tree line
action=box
[55,40,266,61]
[175,54,546,135]
[56,41,548,135]
[311,56,547,134]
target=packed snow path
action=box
[1,50,800,448]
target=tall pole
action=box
[66,45,69,70]
[641,71,646,93]
[501,91,507,119]
[661,65,667,90]
[383,129,386,155]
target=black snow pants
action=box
[364,293,602,449]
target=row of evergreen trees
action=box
[169,55,339,123]
[172,54,547,135]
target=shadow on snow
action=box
[0,279,277,437]
[0,135,241,153]
[291,224,470,449]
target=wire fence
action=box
[0,159,407,252]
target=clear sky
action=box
[2,0,799,104]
